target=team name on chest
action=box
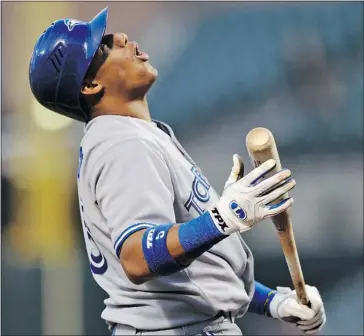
[184,166,211,215]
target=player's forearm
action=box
[120,229,152,284]
[120,211,228,285]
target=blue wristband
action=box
[178,211,226,259]
[142,224,184,276]
[249,281,276,317]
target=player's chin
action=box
[143,63,158,86]
[134,61,158,89]
[145,62,158,81]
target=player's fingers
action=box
[239,159,276,187]
[235,155,245,181]
[282,298,316,320]
[298,318,324,333]
[276,286,292,295]
[231,154,244,182]
[262,179,296,205]
[264,197,293,217]
[304,286,323,312]
[297,307,324,326]
[298,313,325,333]
[303,314,326,335]
[252,169,292,196]
[225,154,244,188]
[304,327,323,335]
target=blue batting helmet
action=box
[29,8,108,122]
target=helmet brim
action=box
[86,7,108,64]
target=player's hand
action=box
[269,285,326,334]
[209,155,295,234]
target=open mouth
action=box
[135,43,149,62]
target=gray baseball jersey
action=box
[77,115,255,331]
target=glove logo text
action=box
[211,207,229,232]
[229,201,247,221]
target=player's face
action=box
[91,33,158,96]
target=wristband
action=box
[142,224,184,276]
[249,281,276,316]
[178,211,227,259]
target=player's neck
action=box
[92,95,152,122]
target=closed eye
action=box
[97,34,114,61]
[99,43,109,59]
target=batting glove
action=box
[269,285,326,334]
[209,154,296,234]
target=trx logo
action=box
[211,207,228,233]
[147,229,155,249]
[229,201,247,221]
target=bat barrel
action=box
[246,128,282,171]
[246,127,274,152]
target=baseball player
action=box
[29,8,326,336]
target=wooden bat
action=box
[246,127,309,306]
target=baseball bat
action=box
[246,127,309,306]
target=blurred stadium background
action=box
[1,1,363,335]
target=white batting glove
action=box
[209,154,296,234]
[269,285,326,334]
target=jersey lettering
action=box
[77,147,83,179]
[80,199,108,274]
[184,167,210,215]
[86,227,108,274]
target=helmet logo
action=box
[64,19,82,31]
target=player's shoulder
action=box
[80,115,163,163]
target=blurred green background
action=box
[1,2,363,335]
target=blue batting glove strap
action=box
[264,291,276,317]
[178,211,227,259]
[142,224,185,276]
[249,281,276,317]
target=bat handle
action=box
[295,281,310,306]
[298,294,311,307]
[299,295,311,307]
